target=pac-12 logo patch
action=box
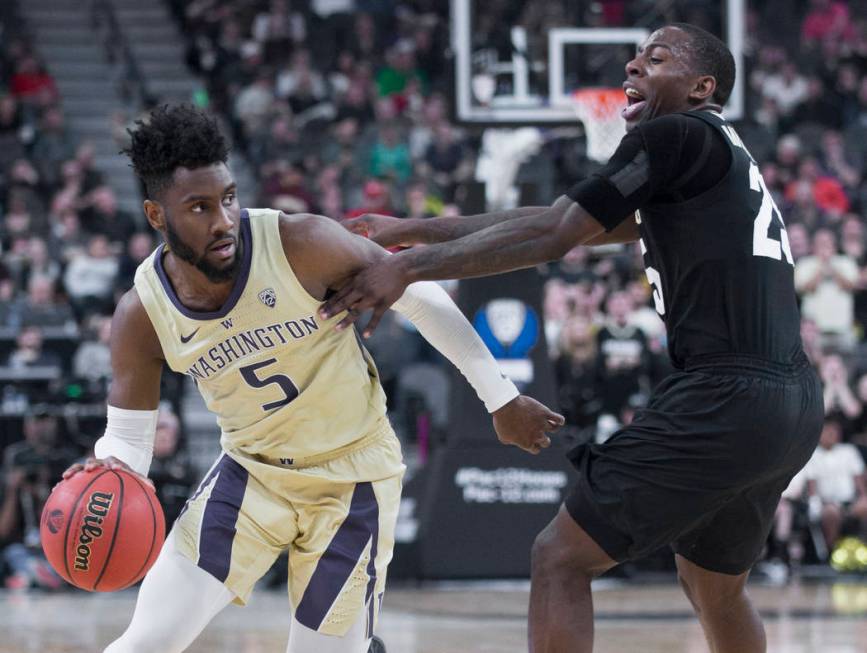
[258,288,277,308]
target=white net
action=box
[571,88,627,163]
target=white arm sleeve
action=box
[93,406,159,476]
[392,281,519,413]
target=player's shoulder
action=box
[276,211,346,252]
[112,288,163,359]
[636,112,707,140]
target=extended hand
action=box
[493,395,565,454]
[343,214,407,248]
[319,255,410,337]
[59,456,154,491]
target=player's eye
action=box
[649,57,663,64]
[223,193,236,206]
[191,203,206,213]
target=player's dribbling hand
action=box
[319,255,410,337]
[343,214,407,248]
[493,395,565,455]
[59,456,154,491]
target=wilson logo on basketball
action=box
[73,491,114,571]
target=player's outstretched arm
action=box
[321,195,608,331]
[344,206,549,248]
[61,289,164,487]
[282,213,565,454]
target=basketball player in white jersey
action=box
[60,105,564,653]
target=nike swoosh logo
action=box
[180,328,200,343]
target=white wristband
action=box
[392,282,519,412]
[93,405,159,477]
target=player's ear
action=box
[143,199,165,231]
[689,75,717,104]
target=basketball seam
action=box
[126,474,159,589]
[93,470,125,591]
[61,469,111,584]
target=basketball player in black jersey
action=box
[321,23,823,653]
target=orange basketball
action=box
[40,467,166,592]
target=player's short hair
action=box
[671,23,735,106]
[122,104,229,199]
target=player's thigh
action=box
[674,553,749,614]
[174,453,294,604]
[673,477,789,576]
[105,532,235,653]
[532,505,618,578]
[290,473,402,638]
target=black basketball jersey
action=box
[634,111,802,368]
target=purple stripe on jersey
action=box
[153,210,253,321]
[295,482,380,632]
[364,495,380,639]
[177,454,226,521]
[197,455,249,583]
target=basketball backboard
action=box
[451,0,745,125]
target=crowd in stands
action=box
[1,0,867,587]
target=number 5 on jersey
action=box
[240,358,299,411]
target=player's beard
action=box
[164,218,241,283]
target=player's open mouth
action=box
[210,239,236,260]
[622,86,647,122]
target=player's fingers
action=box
[61,464,84,479]
[344,219,369,237]
[335,306,363,331]
[546,409,566,428]
[537,435,552,448]
[319,285,357,320]
[361,305,388,338]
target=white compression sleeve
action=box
[93,406,159,476]
[104,532,235,653]
[392,281,519,413]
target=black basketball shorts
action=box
[564,354,823,575]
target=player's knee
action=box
[679,572,746,617]
[531,524,592,580]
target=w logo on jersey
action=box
[221,318,234,329]
[258,288,277,308]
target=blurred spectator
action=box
[63,234,119,316]
[6,326,61,370]
[819,354,861,425]
[806,416,867,547]
[760,62,808,118]
[79,186,138,244]
[234,69,274,138]
[345,179,394,219]
[801,0,855,47]
[252,0,306,62]
[25,237,61,285]
[8,56,58,106]
[419,123,473,197]
[30,106,76,189]
[0,410,73,590]
[13,274,75,329]
[594,291,650,417]
[261,162,317,214]
[795,229,858,348]
[554,314,600,428]
[72,315,112,387]
[368,123,412,183]
[114,232,155,295]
